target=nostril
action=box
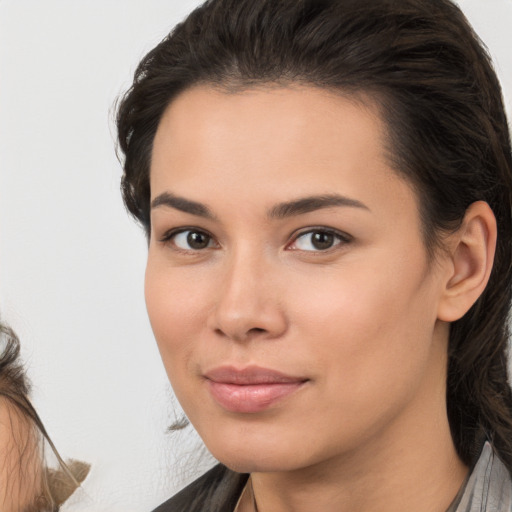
[214,326,267,340]
[248,327,266,335]
[209,301,288,341]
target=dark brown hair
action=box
[116,0,512,468]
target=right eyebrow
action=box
[150,192,216,219]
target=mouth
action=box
[204,366,309,413]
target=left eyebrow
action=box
[268,194,370,219]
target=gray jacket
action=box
[448,442,512,511]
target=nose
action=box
[207,251,288,342]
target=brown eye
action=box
[171,230,214,250]
[290,229,349,252]
[187,231,211,249]
[310,232,335,250]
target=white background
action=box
[0,1,511,510]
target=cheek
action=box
[144,260,210,376]
[288,252,438,399]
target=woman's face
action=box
[146,85,452,473]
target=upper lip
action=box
[204,365,308,385]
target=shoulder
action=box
[152,464,248,512]
[454,441,512,512]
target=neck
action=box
[248,428,466,512]
[242,335,468,512]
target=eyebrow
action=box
[151,192,369,220]
[151,192,216,219]
[268,194,369,218]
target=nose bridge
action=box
[210,243,286,341]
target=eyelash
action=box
[287,228,352,252]
[159,227,217,253]
[158,227,352,253]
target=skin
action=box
[146,85,495,512]
[0,398,44,511]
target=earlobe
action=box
[437,201,497,322]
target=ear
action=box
[437,201,497,322]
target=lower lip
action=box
[207,380,306,413]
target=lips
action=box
[204,366,308,413]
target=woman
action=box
[0,322,89,511]
[116,0,512,510]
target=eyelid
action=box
[159,226,205,240]
[158,226,219,250]
[286,227,353,251]
[158,227,186,243]
[156,225,351,252]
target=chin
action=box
[203,431,314,474]
[217,452,300,474]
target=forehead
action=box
[150,85,418,222]
[154,85,386,149]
